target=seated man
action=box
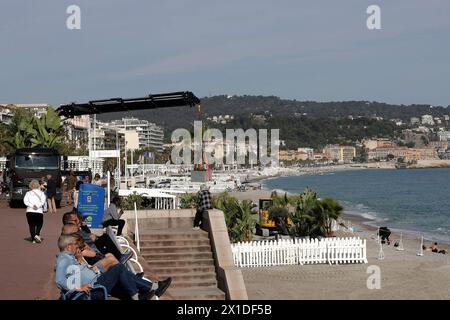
[62,211,131,264]
[102,196,126,236]
[61,224,119,269]
[55,234,172,300]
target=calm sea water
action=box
[263,169,450,243]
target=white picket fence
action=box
[231,237,368,267]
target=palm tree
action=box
[289,188,319,237]
[213,193,256,242]
[319,197,344,237]
[5,107,64,150]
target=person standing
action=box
[73,181,83,212]
[23,180,46,243]
[46,174,57,214]
[65,170,77,205]
[102,196,126,236]
[193,184,212,230]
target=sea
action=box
[263,168,450,243]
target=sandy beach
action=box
[229,185,450,300]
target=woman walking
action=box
[23,180,46,243]
[46,174,57,214]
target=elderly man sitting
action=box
[55,234,172,300]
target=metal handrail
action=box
[134,202,140,252]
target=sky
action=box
[0,0,449,107]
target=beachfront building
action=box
[107,117,164,152]
[323,145,356,163]
[368,147,438,161]
[363,138,396,150]
[279,148,315,162]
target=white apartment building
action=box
[437,131,450,142]
[421,114,435,126]
[0,103,49,118]
[107,117,164,152]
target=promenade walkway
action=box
[0,200,69,300]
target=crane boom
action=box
[56,91,200,118]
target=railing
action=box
[231,237,367,267]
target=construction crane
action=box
[56,91,201,118]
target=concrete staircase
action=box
[139,228,226,300]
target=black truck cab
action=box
[6,148,62,207]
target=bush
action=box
[179,193,197,209]
[121,192,145,210]
[213,193,256,243]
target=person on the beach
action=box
[193,184,212,230]
[430,242,447,254]
[23,180,46,243]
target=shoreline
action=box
[241,165,450,249]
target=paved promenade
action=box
[0,199,69,300]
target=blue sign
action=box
[78,184,105,228]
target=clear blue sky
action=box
[1,0,449,107]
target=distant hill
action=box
[97,95,449,130]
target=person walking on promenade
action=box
[23,180,47,243]
[46,174,57,214]
[193,184,212,230]
[102,196,126,236]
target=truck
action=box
[5,148,63,207]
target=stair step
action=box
[146,259,215,268]
[142,252,213,260]
[170,279,218,289]
[139,239,211,247]
[140,245,212,254]
[139,229,209,241]
[151,265,216,274]
[157,271,217,283]
[170,287,225,300]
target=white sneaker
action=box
[192,226,200,230]
[34,235,42,243]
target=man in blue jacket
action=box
[55,234,171,300]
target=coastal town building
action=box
[421,114,435,126]
[0,106,13,125]
[363,139,396,150]
[323,145,356,163]
[410,117,420,125]
[0,103,50,120]
[64,115,90,149]
[107,117,164,152]
[368,147,438,161]
[278,148,315,162]
[437,131,450,141]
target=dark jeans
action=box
[193,208,204,228]
[93,264,152,300]
[95,233,123,260]
[26,212,43,239]
[103,219,125,236]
